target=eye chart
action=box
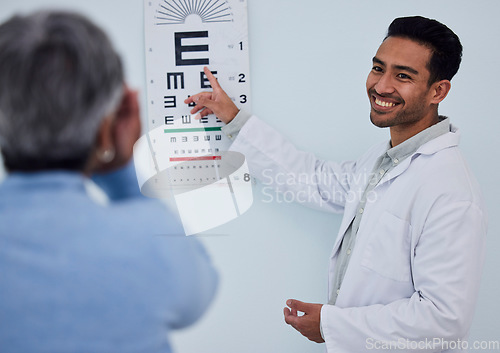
[134,0,253,235]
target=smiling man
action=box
[185,16,487,352]
[367,35,452,146]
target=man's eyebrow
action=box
[372,56,419,76]
[372,57,384,66]
[394,65,419,75]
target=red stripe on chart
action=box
[169,156,222,162]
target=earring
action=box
[97,148,115,163]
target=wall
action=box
[1,1,499,352]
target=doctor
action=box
[186,16,487,352]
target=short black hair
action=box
[386,16,462,85]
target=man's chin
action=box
[370,112,392,128]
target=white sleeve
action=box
[230,115,358,213]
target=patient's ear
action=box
[86,114,115,174]
[111,86,142,167]
[87,85,141,174]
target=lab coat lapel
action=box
[330,169,370,257]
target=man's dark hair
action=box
[386,16,462,85]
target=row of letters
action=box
[169,135,222,143]
[164,94,247,109]
[173,148,220,155]
[165,115,221,124]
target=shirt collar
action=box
[386,116,451,163]
[1,170,88,192]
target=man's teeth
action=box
[375,98,396,107]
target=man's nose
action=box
[373,73,395,95]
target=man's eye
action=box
[372,66,383,72]
[397,73,411,79]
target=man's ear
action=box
[430,79,451,104]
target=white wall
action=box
[1,1,499,352]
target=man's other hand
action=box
[284,299,324,343]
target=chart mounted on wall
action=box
[134,0,253,235]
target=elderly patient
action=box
[0,10,218,353]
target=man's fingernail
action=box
[286,300,292,306]
[194,113,201,120]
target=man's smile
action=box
[370,93,402,112]
[375,97,396,107]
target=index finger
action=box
[204,66,222,90]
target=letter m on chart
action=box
[167,72,185,89]
[175,31,209,66]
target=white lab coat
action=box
[230,115,487,352]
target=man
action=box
[0,11,218,352]
[185,16,487,352]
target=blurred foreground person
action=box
[0,10,218,353]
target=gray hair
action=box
[0,10,124,171]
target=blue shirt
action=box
[0,163,218,353]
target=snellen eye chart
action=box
[133,0,253,235]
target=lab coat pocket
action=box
[361,211,412,282]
